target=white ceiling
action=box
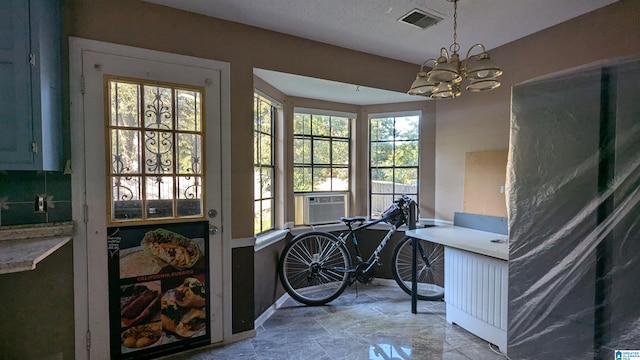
[145,0,618,104]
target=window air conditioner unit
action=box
[302,193,347,225]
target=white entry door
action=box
[70,39,229,359]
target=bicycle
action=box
[278,195,445,306]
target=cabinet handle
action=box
[29,53,36,67]
[31,141,38,154]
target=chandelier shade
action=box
[466,78,500,92]
[427,50,463,84]
[431,82,460,99]
[407,0,502,99]
[465,45,503,81]
[407,65,438,95]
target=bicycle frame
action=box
[337,213,407,278]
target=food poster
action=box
[107,221,211,359]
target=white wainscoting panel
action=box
[445,247,508,353]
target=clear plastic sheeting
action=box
[506,54,640,360]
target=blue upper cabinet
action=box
[0,0,62,171]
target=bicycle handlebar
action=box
[394,194,416,210]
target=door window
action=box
[107,77,205,223]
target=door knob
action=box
[209,225,218,234]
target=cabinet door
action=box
[0,0,34,166]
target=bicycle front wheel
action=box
[392,236,444,301]
[278,231,351,306]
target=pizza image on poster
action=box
[107,221,210,359]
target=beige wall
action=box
[67,0,640,228]
[434,0,640,221]
[67,0,420,238]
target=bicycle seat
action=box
[340,216,366,225]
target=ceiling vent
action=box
[398,8,442,30]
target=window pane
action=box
[254,167,261,199]
[176,175,202,217]
[313,167,331,191]
[395,116,419,140]
[112,176,142,221]
[176,133,202,174]
[370,141,394,166]
[144,130,174,174]
[371,194,393,219]
[254,199,273,234]
[259,135,272,165]
[331,117,349,138]
[311,115,330,136]
[255,167,273,198]
[370,117,394,141]
[332,140,349,165]
[394,141,419,166]
[294,167,312,192]
[313,139,330,164]
[294,113,311,135]
[112,176,141,201]
[176,89,201,132]
[145,176,174,218]
[111,129,140,174]
[259,105,272,134]
[371,168,393,183]
[260,199,273,232]
[143,86,173,130]
[110,81,140,128]
[253,133,259,164]
[294,138,311,164]
[332,168,349,191]
[177,176,202,200]
[145,176,173,199]
[394,168,418,194]
[254,200,261,234]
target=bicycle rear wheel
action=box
[392,236,444,301]
[278,231,351,306]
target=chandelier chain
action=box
[450,0,460,55]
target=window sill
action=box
[288,218,452,236]
[254,229,289,252]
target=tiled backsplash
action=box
[0,171,72,226]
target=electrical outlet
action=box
[34,194,47,213]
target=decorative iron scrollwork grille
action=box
[107,78,205,223]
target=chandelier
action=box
[408,0,502,99]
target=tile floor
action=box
[161,282,507,359]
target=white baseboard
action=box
[229,329,257,343]
[255,292,292,328]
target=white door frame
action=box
[69,37,232,360]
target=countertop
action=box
[0,221,74,274]
[406,225,508,260]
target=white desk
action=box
[406,225,509,354]
[406,226,508,260]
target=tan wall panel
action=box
[463,150,508,217]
